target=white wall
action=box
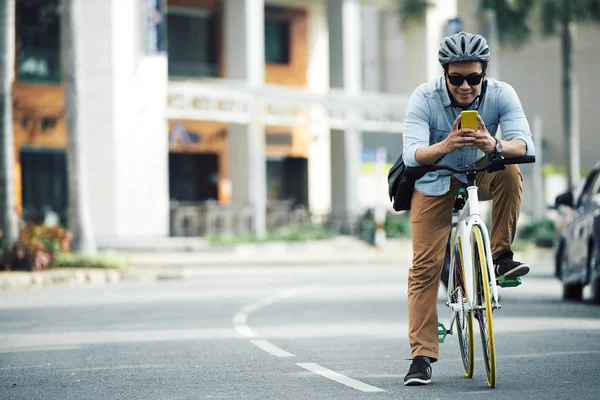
[81,0,169,239]
[112,0,169,237]
[81,0,117,238]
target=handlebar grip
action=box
[501,155,536,165]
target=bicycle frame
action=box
[446,184,500,326]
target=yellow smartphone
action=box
[461,110,479,131]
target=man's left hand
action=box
[472,115,496,153]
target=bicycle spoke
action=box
[450,236,474,378]
[472,227,496,388]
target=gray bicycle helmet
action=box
[438,31,490,67]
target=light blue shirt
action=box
[402,76,536,196]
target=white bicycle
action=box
[407,155,535,388]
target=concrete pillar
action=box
[380,10,404,94]
[307,3,331,217]
[327,0,363,233]
[79,0,170,240]
[224,0,267,237]
[361,7,382,92]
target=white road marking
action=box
[250,340,295,357]
[296,363,386,393]
[232,313,247,325]
[234,325,259,338]
[232,284,321,352]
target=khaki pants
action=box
[408,162,523,361]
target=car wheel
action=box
[562,248,583,301]
[590,243,600,304]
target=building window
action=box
[265,18,290,64]
[169,153,219,202]
[167,7,219,78]
[16,0,61,84]
[20,148,68,226]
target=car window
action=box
[593,172,600,196]
[578,170,600,206]
[572,180,586,206]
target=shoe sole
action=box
[496,264,530,279]
[404,378,431,386]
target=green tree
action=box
[482,0,600,190]
[61,0,96,253]
[0,0,19,252]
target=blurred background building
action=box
[10,0,600,241]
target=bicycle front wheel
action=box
[450,233,474,378]
[472,226,496,388]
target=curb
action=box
[0,245,554,292]
[0,269,123,291]
[0,253,408,291]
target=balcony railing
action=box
[167,79,410,134]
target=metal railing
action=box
[169,200,371,238]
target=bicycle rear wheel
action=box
[472,226,496,388]
[450,232,474,378]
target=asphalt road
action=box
[1,260,600,400]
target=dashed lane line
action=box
[297,363,387,393]
[250,340,295,358]
[232,284,387,393]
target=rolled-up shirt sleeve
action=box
[403,88,431,167]
[498,83,536,156]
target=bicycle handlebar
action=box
[405,155,536,179]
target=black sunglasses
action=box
[447,73,484,86]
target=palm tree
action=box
[61,0,96,253]
[0,0,18,252]
[481,0,600,190]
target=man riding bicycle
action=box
[402,31,536,386]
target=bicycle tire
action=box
[450,232,474,378]
[472,226,497,388]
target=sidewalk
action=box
[0,237,554,291]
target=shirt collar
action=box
[440,76,452,107]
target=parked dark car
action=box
[554,162,600,303]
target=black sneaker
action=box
[404,357,432,386]
[494,258,530,279]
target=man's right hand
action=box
[443,114,477,153]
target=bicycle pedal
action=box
[497,276,522,288]
[438,322,448,343]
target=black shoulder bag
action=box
[387,154,417,212]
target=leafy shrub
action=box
[52,252,129,269]
[267,224,334,242]
[533,226,556,248]
[2,224,73,271]
[208,224,334,245]
[517,218,556,248]
[385,214,412,238]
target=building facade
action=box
[20,0,553,240]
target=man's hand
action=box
[443,114,477,152]
[472,115,496,153]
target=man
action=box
[402,31,536,385]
